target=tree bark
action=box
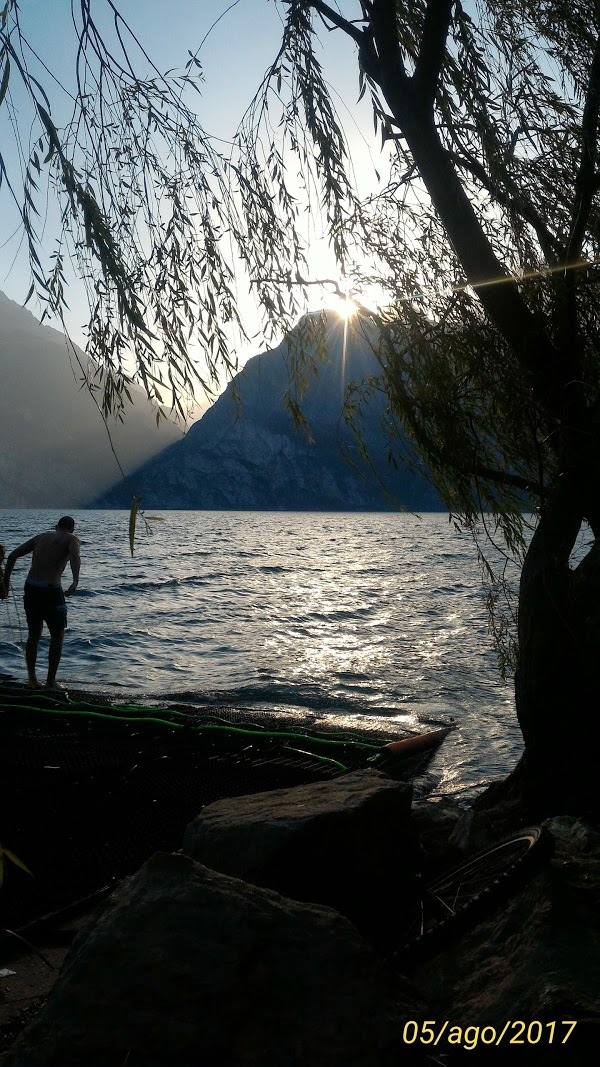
[366,1,577,424]
[363,2,600,814]
[310,0,600,814]
[515,462,600,813]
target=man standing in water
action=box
[2,517,80,690]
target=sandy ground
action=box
[0,901,105,1058]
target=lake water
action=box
[0,509,523,800]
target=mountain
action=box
[0,291,181,506]
[93,313,442,511]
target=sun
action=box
[328,293,359,320]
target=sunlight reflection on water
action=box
[0,509,524,798]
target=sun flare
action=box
[328,294,359,320]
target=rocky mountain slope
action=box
[93,313,442,511]
[0,291,181,507]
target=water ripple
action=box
[0,509,522,797]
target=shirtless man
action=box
[2,517,81,690]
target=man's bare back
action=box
[2,517,81,689]
[25,529,81,589]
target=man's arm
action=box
[2,538,37,594]
[64,537,81,597]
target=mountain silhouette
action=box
[0,291,181,506]
[93,312,442,511]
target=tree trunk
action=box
[515,472,600,815]
[361,2,600,816]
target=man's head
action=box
[56,516,75,533]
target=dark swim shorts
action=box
[23,581,67,633]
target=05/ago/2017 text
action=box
[401,1020,577,1050]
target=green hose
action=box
[1,700,367,767]
[3,702,187,730]
[0,681,385,748]
[68,699,382,750]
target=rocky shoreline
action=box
[2,768,598,1064]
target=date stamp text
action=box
[402,1020,577,1051]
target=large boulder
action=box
[411,816,600,1062]
[183,768,418,946]
[6,851,426,1067]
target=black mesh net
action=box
[0,681,442,927]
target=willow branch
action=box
[566,31,600,262]
[446,148,562,264]
[412,0,454,110]
[470,466,542,496]
[371,0,409,95]
[300,0,366,47]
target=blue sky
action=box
[1,2,287,316]
[0,0,378,391]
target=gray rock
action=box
[183,768,418,946]
[545,815,600,853]
[6,851,425,1067]
[448,806,499,854]
[411,796,462,870]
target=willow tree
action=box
[2,0,600,814]
[296,0,600,818]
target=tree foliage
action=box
[0,0,353,419]
[3,1,600,738]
